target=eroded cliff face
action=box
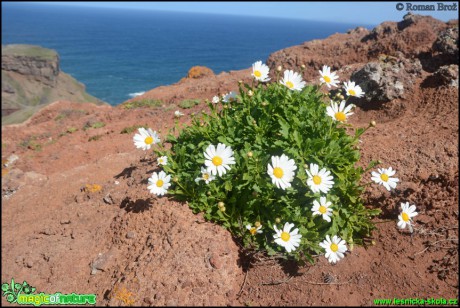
[1,44,105,125]
[2,44,60,87]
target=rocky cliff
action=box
[125,13,458,110]
[1,44,106,125]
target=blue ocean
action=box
[2,3,374,105]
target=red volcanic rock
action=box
[267,13,451,82]
[186,66,215,79]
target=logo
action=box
[1,278,96,306]
[396,2,458,12]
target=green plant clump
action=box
[122,99,163,109]
[178,99,200,109]
[154,67,380,262]
[120,124,148,134]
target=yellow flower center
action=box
[348,89,356,96]
[156,179,164,187]
[281,232,290,242]
[402,212,409,222]
[313,175,322,185]
[273,167,284,179]
[203,173,210,180]
[145,136,153,145]
[323,75,331,83]
[250,227,257,235]
[330,243,339,252]
[380,174,389,182]
[212,156,223,166]
[319,205,327,214]
[285,81,294,89]
[335,112,346,122]
[254,70,261,77]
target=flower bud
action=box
[247,151,253,157]
[261,101,268,107]
[248,90,253,97]
[238,80,243,84]
[254,221,261,228]
[207,191,211,196]
[276,65,282,72]
[301,64,306,69]
[339,94,345,100]
[275,217,281,224]
[220,206,226,212]
[173,176,179,182]
[370,120,377,127]
[218,202,225,208]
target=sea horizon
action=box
[2,2,376,105]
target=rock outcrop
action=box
[266,13,455,81]
[125,15,458,112]
[1,44,106,125]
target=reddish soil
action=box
[1,14,458,306]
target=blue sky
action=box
[34,1,458,25]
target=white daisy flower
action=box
[212,95,220,104]
[273,222,302,253]
[147,171,171,196]
[319,235,347,264]
[319,65,339,88]
[157,156,168,166]
[397,202,418,230]
[174,110,184,118]
[246,224,263,235]
[252,60,270,82]
[133,128,160,150]
[194,166,216,184]
[280,70,306,91]
[222,91,237,103]
[326,100,354,122]
[343,81,365,98]
[311,196,333,222]
[204,143,236,177]
[306,163,334,194]
[267,154,297,190]
[371,167,399,191]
